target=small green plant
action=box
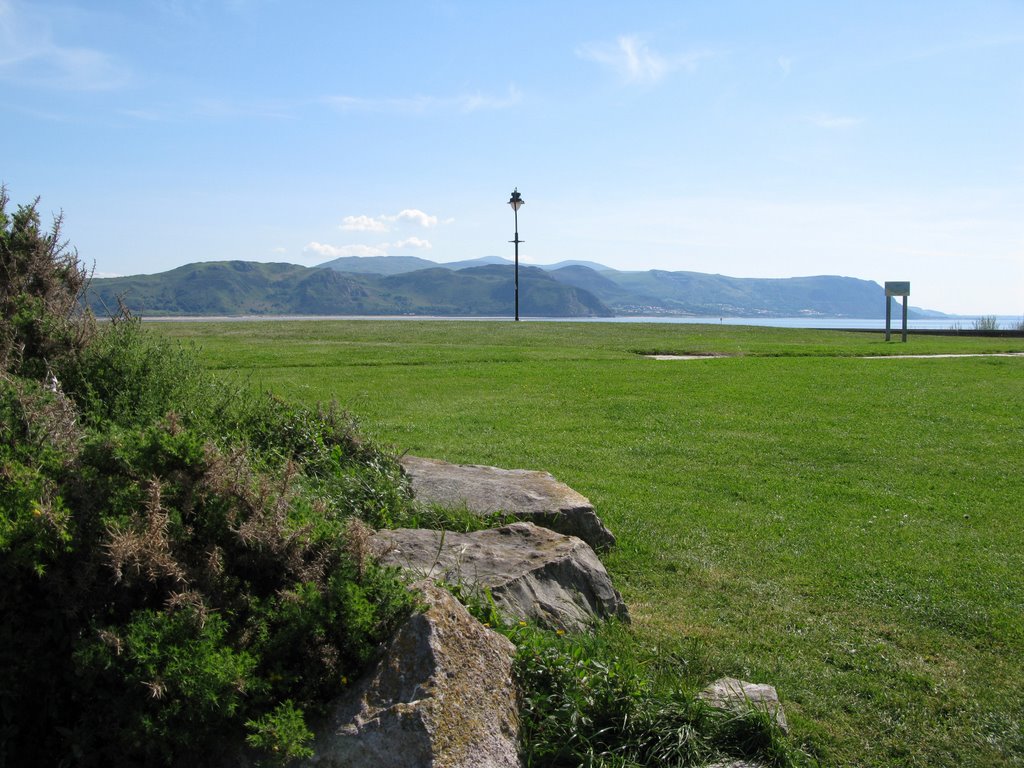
[396,500,516,532]
[245,700,315,765]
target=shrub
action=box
[0,187,93,380]
[0,192,418,766]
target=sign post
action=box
[884,281,910,342]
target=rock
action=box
[299,581,519,768]
[399,456,616,552]
[698,677,789,733]
[372,522,629,632]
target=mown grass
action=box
[154,320,1024,767]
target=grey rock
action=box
[300,581,520,768]
[699,677,789,733]
[400,455,616,551]
[372,522,629,632]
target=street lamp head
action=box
[508,188,524,211]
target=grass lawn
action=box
[154,320,1024,767]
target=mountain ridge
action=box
[86,256,935,318]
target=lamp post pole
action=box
[508,188,524,322]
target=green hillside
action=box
[556,268,890,318]
[322,256,901,318]
[86,260,613,317]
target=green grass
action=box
[153,320,1024,767]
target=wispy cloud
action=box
[304,236,432,258]
[0,1,131,90]
[805,113,863,129]
[115,84,521,125]
[193,98,296,120]
[576,35,712,84]
[323,84,521,115]
[901,33,1024,63]
[340,215,390,233]
[341,209,445,232]
[393,237,432,250]
[305,242,388,258]
[777,56,794,75]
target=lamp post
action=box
[508,188,524,321]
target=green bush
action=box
[245,701,315,765]
[0,192,418,767]
[0,187,93,380]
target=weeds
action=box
[973,315,999,331]
[508,623,810,767]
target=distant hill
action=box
[86,260,613,317]
[322,256,903,318]
[87,256,933,319]
[315,255,437,275]
[557,268,892,318]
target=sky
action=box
[1,0,1022,315]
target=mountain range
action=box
[86,256,927,319]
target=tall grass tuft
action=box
[973,315,999,330]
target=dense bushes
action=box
[0,191,417,766]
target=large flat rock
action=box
[372,522,629,632]
[400,456,616,551]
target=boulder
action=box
[400,456,616,552]
[372,522,629,632]
[698,677,789,733]
[299,581,520,768]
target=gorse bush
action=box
[0,186,93,380]
[0,191,417,766]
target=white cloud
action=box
[322,85,521,115]
[393,237,432,249]
[305,235,432,258]
[458,85,522,112]
[341,215,390,232]
[304,242,388,258]
[340,208,445,232]
[0,1,131,90]
[576,35,711,84]
[395,209,438,228]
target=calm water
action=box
[145,314,1022,331]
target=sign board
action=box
[885,281,910,296]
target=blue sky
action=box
[2,0,1022,314]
